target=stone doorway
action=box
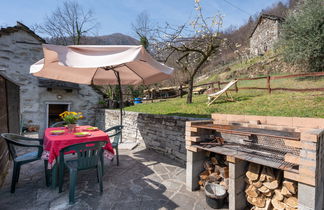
[46,102,71,128]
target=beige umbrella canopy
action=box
[30,44,173,135]
[30,44,173,85]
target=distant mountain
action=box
[45,33,140,45]
[84,33,140,45]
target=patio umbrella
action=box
[30,44,173,140]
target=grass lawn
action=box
[125,76,324,118]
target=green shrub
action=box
[278,0,324,72]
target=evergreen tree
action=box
[278,0,324,72]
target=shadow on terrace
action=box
[0,147,211,210]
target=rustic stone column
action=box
[298,129,324,210]
[228,157,248,210]
[186,150,205,191]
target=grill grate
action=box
[246,135,300,156]
[200,134,301,169]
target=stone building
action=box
[249,14,284,56]
[0,22,102,135]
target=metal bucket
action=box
[204,182,227,209]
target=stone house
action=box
[0,22,102,135]
[249,14,284,56]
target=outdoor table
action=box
[42,125,114,187]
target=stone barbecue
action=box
[186,114,324,210]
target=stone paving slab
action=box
[0,147,228,210]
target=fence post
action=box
[218,81,221,90]
[179,85,183,98]
[235,79,238,93]
[267,76,271,94]
[151,92,154,103]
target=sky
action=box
[0,0,288,38]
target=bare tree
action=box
[153,1,223,103]
[132,11,152,49]
[39,0,98,45]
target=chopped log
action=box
[244,177,253,185]
[283,180,297,195]
[203,161,214,174]
[198,180,204,186]
[245,185,259,198]
[200,170,210,180]
[271,198,286,210]
[281,186,293,197]
[223,166,229,178]
[217,165,229,178]
[274,189,284,201]
[253,181,263,188]
[208,172,222,182]
[210,157,218,165]
[247,196,254,205]
[213,165,221,174]
[255,198,271,210]
[246,163,261,181]
[220,179,229,190]
[285,197,298,208]
[252,196,266,208]
[259,167,267,182]
[285,206,298,210]
[259,166,276,182]
[263,180,279,190]
[264,190,273,197]
[258,185,270,194]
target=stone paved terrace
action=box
[0,147,227,210]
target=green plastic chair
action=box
[0,133,49,193]
[50,121,66,128]
[104,125,123,166]
[58,141,106,204]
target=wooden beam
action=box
[226,156,243,163]
[299,167,316,178]
[284,139,301,148]
[186,140,194,146]
[226,156,236,163]
[186,145,200,152]
[284,154,300,165]
[284,171,299,182]
[186,136,202,142]
[284,171,316,186]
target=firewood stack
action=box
[245,163,298,210]
[198,153,229,190]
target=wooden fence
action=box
[142,71,324,102]
[191,71,324,94]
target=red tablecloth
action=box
[42,126,114,168]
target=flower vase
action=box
[67,124,77,133]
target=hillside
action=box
[197,51,301,84]
[125,78,324,118]
[125,52,324,119]
[84,33,139,45]
[46,33,139,45]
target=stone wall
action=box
[0,26,102,134]
[95,109,208,164]
[250,18,280,56]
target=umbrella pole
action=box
[115,71,123,143]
